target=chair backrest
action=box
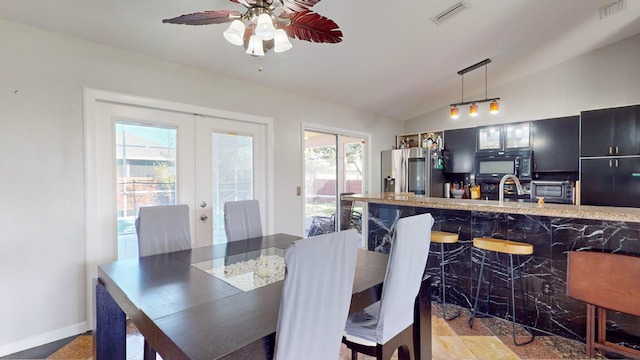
[274,229,361,360]
[375,213,433,343]
[135,204,192,257]
[223,199,263,242]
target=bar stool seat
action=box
[472,237,533,255]
[431,231,461,320]
[469,237,535,346]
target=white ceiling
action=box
[2,0,640,121]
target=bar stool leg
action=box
[469,249,487,328]
[439,242,460,321]
[510,254,535,346]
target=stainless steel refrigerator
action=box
[381,148,445,196]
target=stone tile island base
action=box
[366,202,640,354]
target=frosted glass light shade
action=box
[450,106,459,119]
[273,29,293,53]
[489,100,499,114]
[246,35,265,56]
[255,13,276,40]
[223,20,245,46]
[469,103,478,117]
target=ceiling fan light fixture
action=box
[255,13,277,40]
[246,35,265,56]
[273,29,293,53]
[489,100,499,114]
[450,105,459,119]
[223,20,245,46]
[469,103,478,117]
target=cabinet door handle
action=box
[616,159,619,168]
[616,146,619,155]
[609,146,613,155]
[609,159,612,168]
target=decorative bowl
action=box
[450,189,464,199]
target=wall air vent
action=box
[431,2,466,25]
[599,0,626,19]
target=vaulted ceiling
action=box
[2,0,639,121]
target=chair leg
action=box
[351,348,357,360]
[469,249,487,328]
[510,254,534,346]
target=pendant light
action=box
[450,58,501,119]
[450,105,459,119]
[469,103,478,117]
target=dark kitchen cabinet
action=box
[580,157,640,207]
[581,104,640,157]
[443,127,476,173]
[532,116,579,172]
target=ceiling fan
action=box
[163,0,343,57]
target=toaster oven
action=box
[530,180,574,204]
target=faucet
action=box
[498,174,530,203]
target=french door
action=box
[84,89,272,326]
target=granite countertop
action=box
[343,193,640,223]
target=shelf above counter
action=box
[342,193,640,223]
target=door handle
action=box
[609,146,613,155]
[200,214,208,221]
[616,146,619,155]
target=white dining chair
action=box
[224,199,263,242]
[135,204,192,360]
[135,204,192,257]
[343,213,433,360]
[274,229,361,360]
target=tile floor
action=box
[3,303,605,360]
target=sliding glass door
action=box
[304,130,366,237]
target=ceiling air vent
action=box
[599,0,626,19]
[431,2,466,25]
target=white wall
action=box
[404,33,640,133]
[0,18,402,355]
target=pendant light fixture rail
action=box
[450,58,500,119]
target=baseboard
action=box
[0,321,89,357]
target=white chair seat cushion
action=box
[344,302,380,343]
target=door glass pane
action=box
[115,123,177,260]
[343,138,364,232]
[304,131,337,237]
[212,132,253,244]
[505,123,531,149]
[478,126,501,150]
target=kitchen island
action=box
[343,193,640,351]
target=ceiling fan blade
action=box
[281,0,321,13]
[284,11,342,44]
[162,10,242,25]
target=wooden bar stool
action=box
[468,237,535,345]
[431,230,461,320]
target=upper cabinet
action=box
[532,116,579,172]
[443,127,476,173]
[477,122,531,152]
[396,131,443,149]
[581,104,640,157]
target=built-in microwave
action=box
[475,150,533,181]
[530,180,574,204]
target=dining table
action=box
[95,233,432,360]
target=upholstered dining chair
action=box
[274,229,361,360]
[135,204,192,360]
[342,213,434,360]
[135,204,192,257]
[223,199,263,242]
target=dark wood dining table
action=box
[95,233,432,360]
